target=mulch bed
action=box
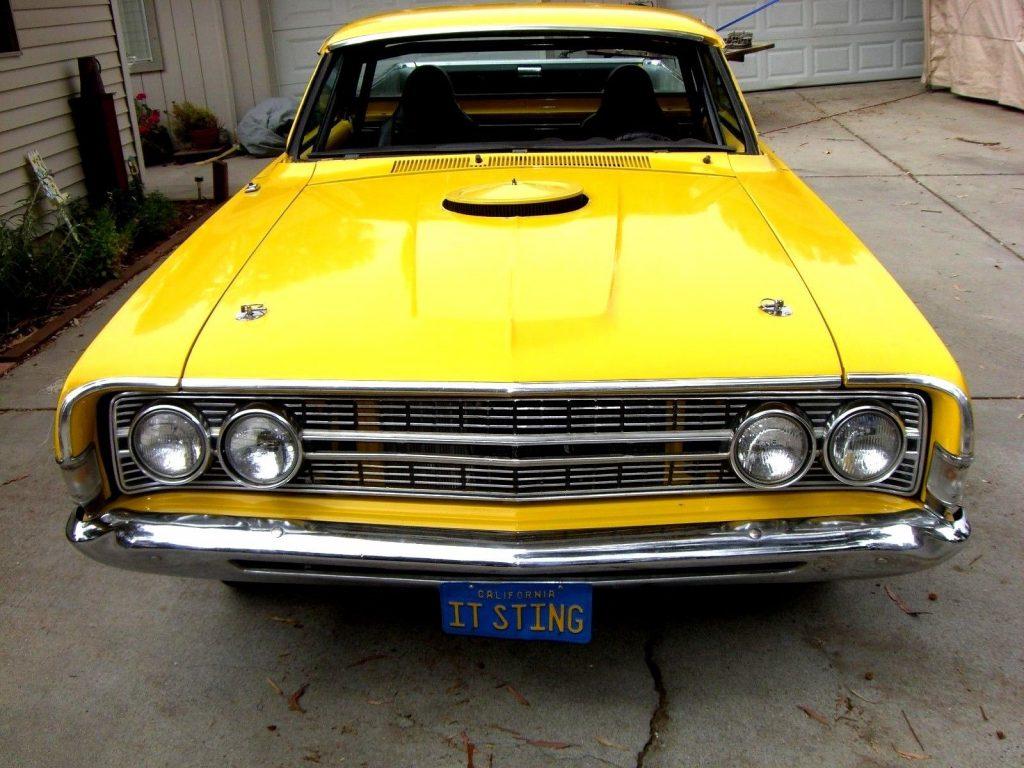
[0,200,219,366]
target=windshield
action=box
[292,32,754,158]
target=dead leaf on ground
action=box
[901,709,926,752]
[996,731,1006,740]
[596,736,629,751]
[499,683,530,707]
[848,688,881,704]
[446,679,465,694]
[953,136,1000,146]
[288,683,309,713]
[267,677,284,697]
[303,750,321,764]
[885,585,930,617]
[798,705,831,727]
[269,615,303,628]
[979,705,989,721]
[346,653,389,668]
[461,730,476,768]
[893,745,930,760]
[489,724,523,738]
[522,738,573,750]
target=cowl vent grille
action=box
[390,153,650,174]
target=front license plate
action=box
[439,582,593,644]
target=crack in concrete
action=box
[636,624,668,768]
[760,89,929,135]
[828,114,1024,263]
[0,407,56,412]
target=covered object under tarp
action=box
[923,0,1024,111]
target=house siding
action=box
[1,0,137,215]
[129,0,274,135]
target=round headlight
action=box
[130,405,209,483]
[825,404,905,484]
[220,408,301,488]
[731,407,814,488]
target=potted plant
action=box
[134,93,173,166]
[170,101,223,150]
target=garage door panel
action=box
[270,0,924,96]
[274,28,333,95]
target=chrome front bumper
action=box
[67,505,970,586]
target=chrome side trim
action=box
[326,26,708,50]
[845,374,973,457]
[57,376,179,463]
[67,505,970,586]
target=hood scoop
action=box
[443,180,588,217]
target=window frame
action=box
[288,31,761,160]
[118,0,164,74]
[1,0,20,56]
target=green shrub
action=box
[170,101,221,143]
[75,207,131,282]
[134,192,175,245]
[0,201,77,332]
[1,187,177,338]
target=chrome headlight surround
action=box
[823,402,907,486]
[730,405,815,489]
[218,405,303,489]
[128,403,210,485]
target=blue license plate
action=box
[439,582,593,643]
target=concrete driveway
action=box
[1,80,1021,768]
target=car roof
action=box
[319,3,722,52]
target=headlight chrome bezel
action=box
[128,403,211,484]
[218,406,303,489]
[730,405,816,489]
[823,402,907,486]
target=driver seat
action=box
[380,65,477,146]
[581,65,674,140]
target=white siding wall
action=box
[129,0,275,134]
[0,0,137,215]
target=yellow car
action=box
[58,4,971,643]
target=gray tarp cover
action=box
[237,97,299,156]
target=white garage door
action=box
[268,0,924,97]
[673,0,924,90]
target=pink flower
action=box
[136,92,147,101]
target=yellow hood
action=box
[182,163,840,383]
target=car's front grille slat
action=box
[109,390,927,501]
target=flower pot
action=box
[189,127,220,150]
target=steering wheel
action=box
[615,131,667,142]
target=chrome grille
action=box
[109,390,927,501]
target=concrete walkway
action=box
[1,80,1021,768]
[144,155,273,201]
